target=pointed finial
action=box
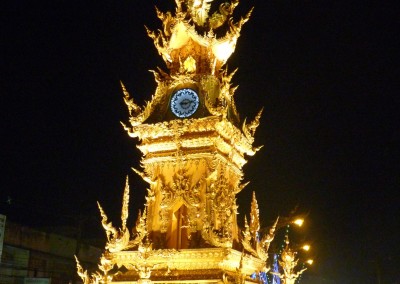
[249,191,260,237]
[132,167,156,185]
[120,80,141,116]
[121,176,130,231]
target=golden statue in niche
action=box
[75,0,308,283]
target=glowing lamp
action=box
[293,218,304,227]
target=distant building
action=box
[0,217,101,284]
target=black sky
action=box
[2,0,399,283]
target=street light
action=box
[293,218,304,227]
[274,216,305,230]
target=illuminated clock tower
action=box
[76,1,278,283]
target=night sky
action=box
[2,0,399,283]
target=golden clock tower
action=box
[76,1,279,283]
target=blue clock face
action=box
[170,89,199,118]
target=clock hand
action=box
[180,99,194,109]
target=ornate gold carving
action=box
[77,0,297,282]
[241,216,254,253]
[242,194,278,262]
[145,25,172,63]
[249,192,260,238]
[235,181,249,194]
[124,240,157,282]
[235,253,246,284]
[242,107,263,144]
[159,168,202,233]
[98,201,127,252]
[112,240,177,280]
[75,255,111,284]
[134,208,149,245]
[259,216,278,253]
[271,235,307,284]
[209,0,238,29]
[98,177,131,253]
[200,164,240,248]
[98,252,113,279]
[98,177,148,253]
[149,67,170,84]
[110,248,261,274]
[76,256,98,284]
[187,0,213,26]
[121,177,130,230]
[147,0,252,73]
[121,80,141,117]
[128,116,254,161]
[132,167,156,186]
[219,67,239,114]
[182,55,197,73]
